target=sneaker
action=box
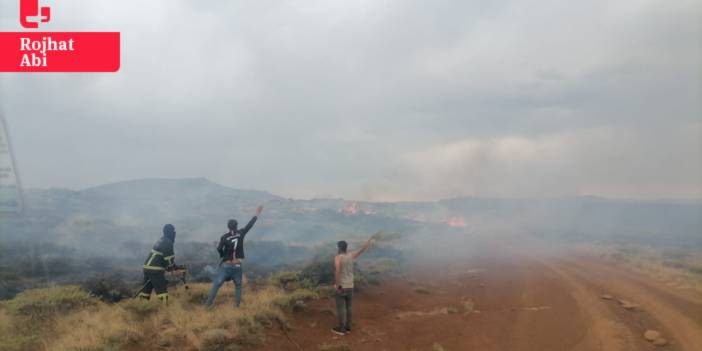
[345,328,351,334]
[331,327,346,336]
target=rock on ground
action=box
[618,299,639,310]
[653,337,667,346]
[644,330,661,341]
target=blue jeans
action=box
[206,262,243,307]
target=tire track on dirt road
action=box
[552,256,702,351]
[533,256,648,351]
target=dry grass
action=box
[0,307,41,351]
[0,309,12,336]
[396,307,452,319]
[577,244,702,294]
[272,288,318,311]
[0,285,98,351]
[0,281,314,351]
[2,285,95,320]
[49,303,143,351]
[319,342,352,351]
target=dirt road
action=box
[254,247,702,351]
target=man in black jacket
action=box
[138,223,181,302]
[206,205,263,307]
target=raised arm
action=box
[240,205,264,235]
[351,235,375,259]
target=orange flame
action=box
[446,216,466,228]
[338,202,375,215]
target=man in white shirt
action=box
[332,234,375,335]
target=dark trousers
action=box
[335,288,354,330]
[139,269,168,301]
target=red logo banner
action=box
[0,32,120,72]
[1,1,121,73]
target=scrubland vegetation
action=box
[578,244,702,294]
[2,179,699,350]
[0,279,314,351]
[0,251,402,351]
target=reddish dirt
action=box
[253,248,702,351]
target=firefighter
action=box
[138,223,181,303]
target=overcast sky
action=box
[1,0,700,201]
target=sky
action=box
[0,0,700,201]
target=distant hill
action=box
[0,178,427,254]
[84,177,279,201]
[1,178,700,256]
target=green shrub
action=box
[301,253,401,291]
[81,273,132,303]
[314,285,336,298]
[353,273,369,289]
[301,254,335,285]
[364,257,401,275]
[357,258,402,289]
[272,289,318,311]
[269,271,309,290]
[2,286,96,321]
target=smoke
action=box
[359,124,702,201]
[0,0,699,201]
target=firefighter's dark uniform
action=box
[138,224,177,302]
